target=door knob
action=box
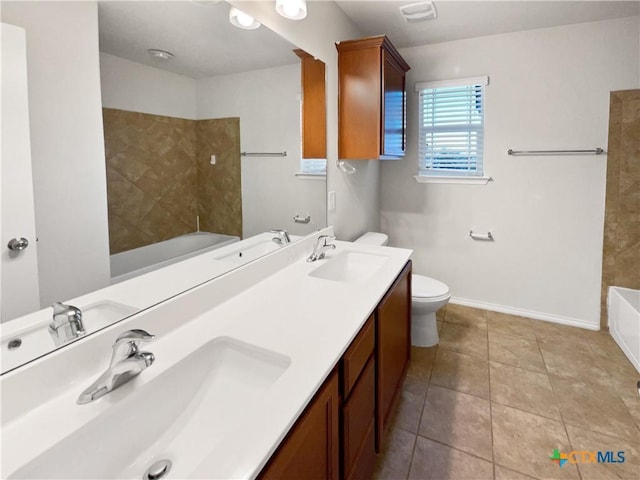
[7,237,29,251]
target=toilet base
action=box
[412,311,439,347]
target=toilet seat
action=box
[412,274,450,300]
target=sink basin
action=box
[8,337,291,479]
[1,301,137,373]
[309,251,388,283]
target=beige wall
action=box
[602,89,640,328]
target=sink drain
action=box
[144,459,172,480]
[8,339,22,350]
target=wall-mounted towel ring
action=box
[469,230,494,241]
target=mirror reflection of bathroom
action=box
[99,1,327,283]
[0,0,327,373]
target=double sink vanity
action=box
[1,228,412,479]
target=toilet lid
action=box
[412,274,450,298]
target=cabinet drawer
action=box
[341,315,374,398]
[342,356,375,477]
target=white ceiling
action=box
[98,1,299,79]
[99,1,639,78]
[335,0,640,48]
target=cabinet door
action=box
[381,49,406,158]
[295,49,326,159]
[260,371,339,480]
[343,357,376,480]
[376,261,412,450]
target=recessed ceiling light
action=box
[229,7,261,30]
[400,1,438,23]
[276,0,307,20]
[147,49,174,60]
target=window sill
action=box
[295,172,326,180]
[413,175,492,185]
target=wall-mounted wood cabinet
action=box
[336,36,410,160]
[294,49,327,159]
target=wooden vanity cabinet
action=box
[336,36,410,160]
[376,261,412,451]
[341,316,376,480]
[259,262,412,479]
[259,370,339,480]
[294,49,327,159]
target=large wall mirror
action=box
[1,0,327,373]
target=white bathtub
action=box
[608,286,640,373]
[111,232,239,283]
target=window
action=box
[416,76,488,179]
[299,158,326,176]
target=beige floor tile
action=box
[489,361,561,420]
[489,332,546,373]
[539,341,616,388]
[486,312,538,340]
[430,348,490,399]
[549,375,639,442]
[492,404,579,479]
[443,303,488,330]
[533,321,594,353]
[390,376,428,434]
[494,465,538,479]
[436,306,447,323]
[437,320,443,333]
[565,424,640,480]
[419,385,493,460]
[616,384,640,430]
[439,322,488,359]
[409,436,493,480]
[407,346,437,382]
[374,427,416,480]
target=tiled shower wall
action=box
[601,89,640,328]
[103,108,241,254]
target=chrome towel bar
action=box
[507,148,604,156]
[240,151,287,157]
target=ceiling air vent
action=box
[399,1,438,23]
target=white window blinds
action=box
[416,76,488,176]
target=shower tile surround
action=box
[375,303,640,480]
[103,108,241,254]
[601,90,640,328]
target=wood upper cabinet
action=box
[336,36,410,160]
[294,49,327,159]
[376,261,412,451]
[259,370,339,480]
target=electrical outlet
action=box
[210,155,216,165]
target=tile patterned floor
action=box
[374,304,640,480]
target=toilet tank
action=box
[354,232,389,246]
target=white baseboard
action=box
[449,296,600,331]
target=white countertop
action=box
[0,228,412,479]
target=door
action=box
[1,22,41,321]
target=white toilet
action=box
[354,232,451,347]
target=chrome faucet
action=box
[77,329,155,405]
[307,235,336,262]
[49,302,85,346]
[270,229,291,246]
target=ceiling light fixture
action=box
[275,0,307,20]
[229,7,261,30]
[399,1,437,23]
[147,49,174,60]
